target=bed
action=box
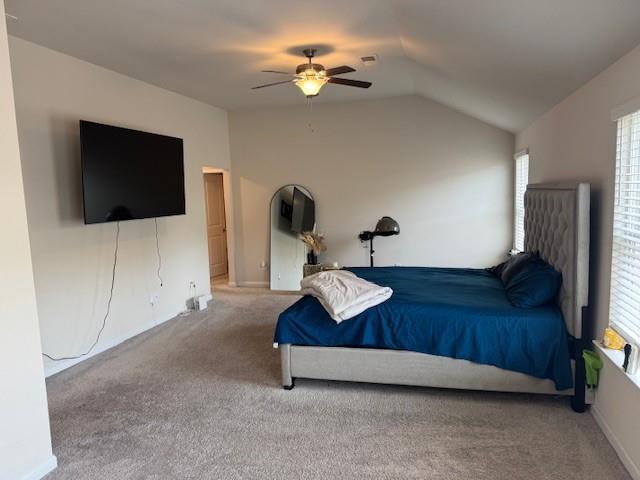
[274,183,591,412]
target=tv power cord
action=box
[42,222,120,361]
[154,218,163,287]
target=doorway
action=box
[204,172,229,284]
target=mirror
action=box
[270,185,316,291]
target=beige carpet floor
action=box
[44,287,630,480]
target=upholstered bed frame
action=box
[278,183,591,412]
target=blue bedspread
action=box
[274,267,573,390]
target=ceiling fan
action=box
[252,48,372,98]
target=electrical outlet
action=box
[150,292,160,306]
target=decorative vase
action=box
[307,251,318,265]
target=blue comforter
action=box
[274,267,573,390]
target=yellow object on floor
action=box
[603,327,625,350]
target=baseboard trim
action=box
[237,281,269,288]
[20,455,57,480]
[44,307,184,377]
[592,405,640,480]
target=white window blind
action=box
[610,110,640,344]
[514,152,529,252]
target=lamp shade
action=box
[374,216,400,236]
[294,68,328,97]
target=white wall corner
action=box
[611,95,640,122]
[591,406,640,480]
[19,455,57,480]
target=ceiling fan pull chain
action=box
[307,97,315,134]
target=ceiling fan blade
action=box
[251,80,293,89]
[261,70,295,75]
[325,65,356,76]
[328,77,372,88]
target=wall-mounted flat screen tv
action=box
[80,120,185,224]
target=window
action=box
[610,110,640,345]
[513,150,529,252]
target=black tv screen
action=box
[80,121,185,224]
[291,187,315,233]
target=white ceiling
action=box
[6,0,640,132]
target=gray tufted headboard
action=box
[524,184,590,338]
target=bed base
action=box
[281,343,590,410]
[278,345,588,412]
[279,306,591,412]
[281,343,568,394]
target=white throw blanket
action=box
[300,270,393,323]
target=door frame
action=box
[202,167,236,286]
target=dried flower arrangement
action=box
[299,231,327,265]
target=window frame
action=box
[513,150,530,253]
[609,110,640,353]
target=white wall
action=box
[8,37,231,376]
[0,8,56,480]
[229,95,515,285]
[516,43,640,480]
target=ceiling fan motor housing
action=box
[302,48,317,58]
[296,63,325,75]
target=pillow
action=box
[505,256,562,308]
[486,260,507,277]
[487,252,535,284]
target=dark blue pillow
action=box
[486,260,507,277]
[505,256,562,308]
[487,252,534,283]
[500,252,535,284]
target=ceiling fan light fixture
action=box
[294,71,328,97]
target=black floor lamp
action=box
[358,216,400,267]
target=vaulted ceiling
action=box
[6,0,640,132]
